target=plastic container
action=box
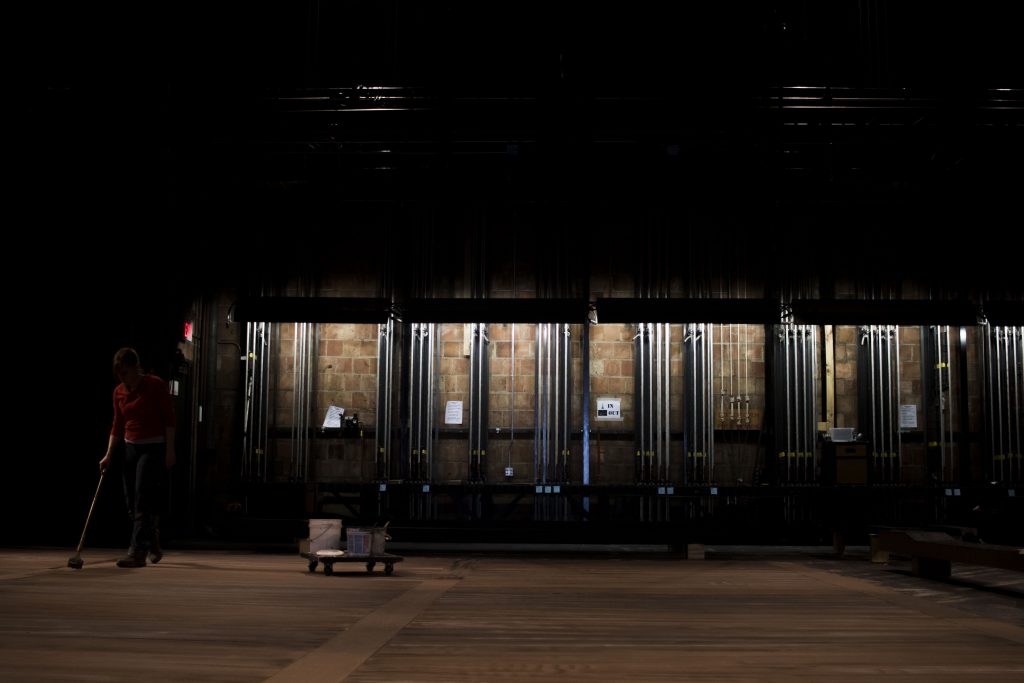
[346,528,372,556]
[830,427,856,442]
[346,526,389,556]
[308,519,342,554]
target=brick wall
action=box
[209,292,989,488]
[590,323,641,483]
[834,325,860,431]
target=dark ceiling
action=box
[13,2,1024,299]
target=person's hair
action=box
[113,347,140,374]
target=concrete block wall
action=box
[589,323,642,483]
[897,325,926,484]
[209,292,990,488]
[834,325,860,431]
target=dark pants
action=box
[122,442,166,553]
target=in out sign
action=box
[596,397,622,421]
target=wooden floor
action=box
[1,547,1022,682]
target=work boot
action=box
[149,528,163,564]
[116,550,147,568]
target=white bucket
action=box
[309,519,342,554]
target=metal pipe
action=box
[297,322,304,482]
[883,325,892,482]
[564,324,571,481]
[561,325,569,481]
[386,318,394,480]
[297,322,303,482]
[241,323,250,480]
[638,323,646,481]
[696,323,702,483]
[410,323,418,479]
[301,323,307,483]
[945,326,954,481]
[654,323,660,481]
[305,322,311,482]
[540,323,548,516]
[258,325,266,481]
[238,323,246,480]
[251,323,258,482]
[536,323,544,483]
[375,323,384,480]
[479,324,487,479]
[468,324,476,478]
[880,325,888,481]
[984,324,995,482]
[648,323,654,482]
[731,323,737,424]
[720,324,727,426]
[1011,327,1019,481]
[427,323,436,482]
[380,320,385,481]
[418,323,427,477]
[936,326,946,480]
[261,322,268,481]
[510,323,516,474]
[259,323,267,482]
[868,326,877,473]
[305,323,313,483]
[554,322,561,483]
[419,324,427,479]
[811,324,818,479]
[871,325,879,480]
[799,326,805,479]
[258,322,265,481]
[995,326,1004,479]
[291,322,298,480]
[1003,325,1013,479]
[664,323,671,482]
[689,324,696,481]
[565,324,572,481]
[480,323,489,481]
[895,325,902,481]
[582,322,591,493]
[879,325,887,481]
[799,326,807,479]
[708,323,715,482]
[744,324,751,425]
[784,325,791,481]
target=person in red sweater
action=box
[99,348,176,568]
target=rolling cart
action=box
[307,549,404,576]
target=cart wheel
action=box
[308,559,318,573]
[366,561,376,573]
[384,563,394,576]
[323,563,333,576]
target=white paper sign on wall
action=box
[445,400,463,425]
[595,397,622,421]
[899,404,917,429]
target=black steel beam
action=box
[233,296,392,323]
[401,298,588,323]
[596,298,779,324]
[791,299,978,326]
[231,295,1006,327]
[983,301,1024,326]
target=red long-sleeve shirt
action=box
[110,374,176,442]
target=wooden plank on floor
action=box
[265,579,457,683]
